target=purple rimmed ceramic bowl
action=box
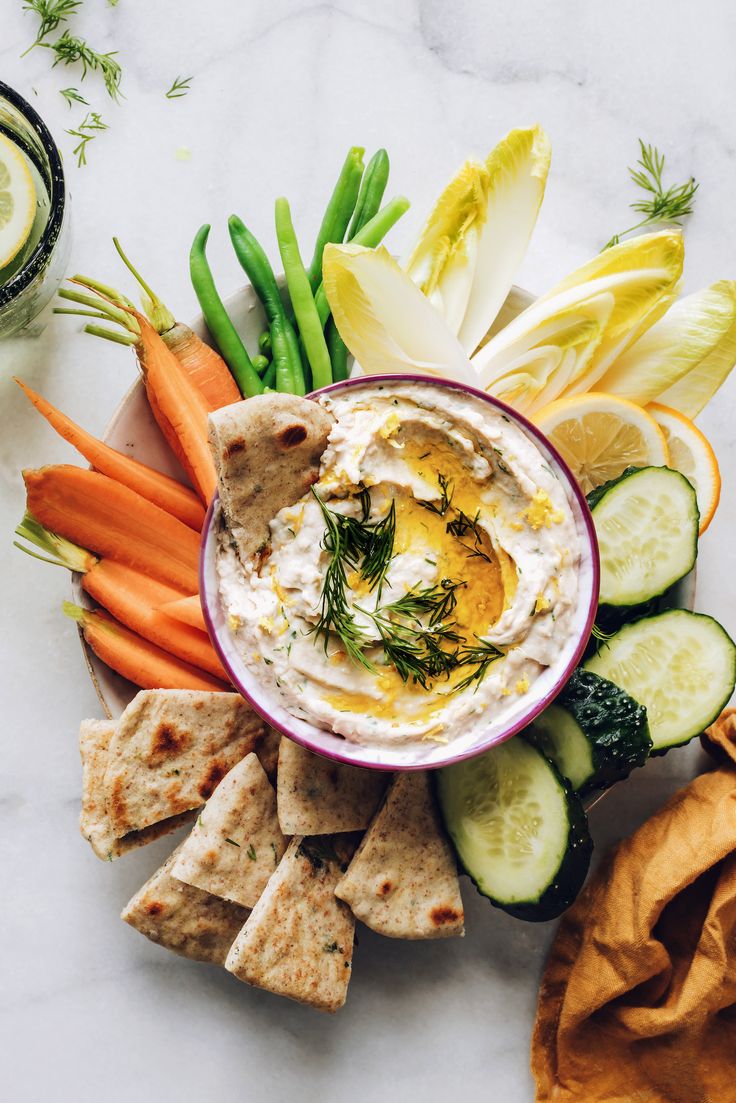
[200,374,600,771]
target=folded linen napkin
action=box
[531,708,736,1103]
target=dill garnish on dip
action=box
[217,381,582,748]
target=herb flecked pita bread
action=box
[208,393,334,564]
[79,719,194,861]
[102,689,265,839]
[171,753,287,909]
[225,834,359,1013]
[121,841,249,965]
[335,772,465,939]
[276,737,388,835]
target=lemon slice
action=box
[648,402,721,534]
[0,132,36,270]
[533,392,670,495]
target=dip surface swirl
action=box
[217,381,582,747]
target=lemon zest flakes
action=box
[534,592,550,614]
[379,411,401,439]
[499,684,512,697]
[519,490,564,530]
[515,675,530,694]
[227,613,242,632]
[421,725,448,744]
[258,617,275,635]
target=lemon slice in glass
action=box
[0,132,36,271]
[533,391,670,495]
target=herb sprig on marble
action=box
[604,140,698,250]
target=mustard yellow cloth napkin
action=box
[531,709,736,1103]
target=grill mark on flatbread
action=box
[335,772,465,940]
[208,393,334,565]
[79,719,195,861]
[276,738,388,836]
[121,842,249,964]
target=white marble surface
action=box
[2,2,736,1101]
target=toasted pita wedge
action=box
[256,726,281,782]
[80,719,194,861]
[335,772,464,939]
[208,393,333,564]
[121,841,249,964]
[225,835,358,1013]
[103,690,265,839]
[170,753,286,909]
[277,738,388,835]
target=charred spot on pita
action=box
[198,759,229,800]
[150,722,193,762]
[277,423,309,449]
[223,438,247,459]
[430,905,462,926]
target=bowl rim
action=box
[201,373,600,771]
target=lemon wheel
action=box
[533,392,670,495]
[0,132,36,271]
[648,403,721,534]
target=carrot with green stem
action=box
[23,465,201,593]
[54,241,243,409]
[15,516,227,680]
[15,379,205,530]
[64,602,228,692]
[133,313,217,502]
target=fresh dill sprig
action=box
[452,638,504,694]
[66,110,107,167]
[604,140,698,250]
[165,75,193,99]
[21,0,81,53]
[446,508,493,564]
[60,86,87,107]
[359,500,396,597]
[44,30,123,101]
[418,472,453,516]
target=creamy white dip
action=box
[217,381,582,747]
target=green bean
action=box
[275,197,333,391]
[282,317,306,395]
[270,314,302,394]
[228,216,284,322]
[261,359,277,390]
[258,331,272,358]
[307,146,365,290]
[189,225,262,397]
[347,149,390,238]
[313,195,411,325]
[252,354,270,375]
[325,317,349,382]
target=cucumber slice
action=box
[436,737,592,922]
[586,609,736,752]
[526,670,651,792]
[588,466,698,607]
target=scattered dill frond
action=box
[21,0,81,53]
[446,508,493,563]
[59,85,87,107]
[418,472,453,516]
[165,75,193,99]
[44,30,123,101]
[604,140,698,250]
[452,638,504,693]
[66,110,107,167]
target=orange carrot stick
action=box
[159,593,207,633]
[24,465,200,593]
[135,313,217,504]
[64,602,228,691]
[15,379,205,531]
[163,322,241,408]
[82,560,227,680]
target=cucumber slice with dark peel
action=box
[588,465,698,607]
[525,670,651,792]
[436,737,592,922]
[586,609,736,752]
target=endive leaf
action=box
[322,243,475,383]
[596,282,736,407]
[404,126,551,354]
[472,231,684,414]
[652,282,736,417]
